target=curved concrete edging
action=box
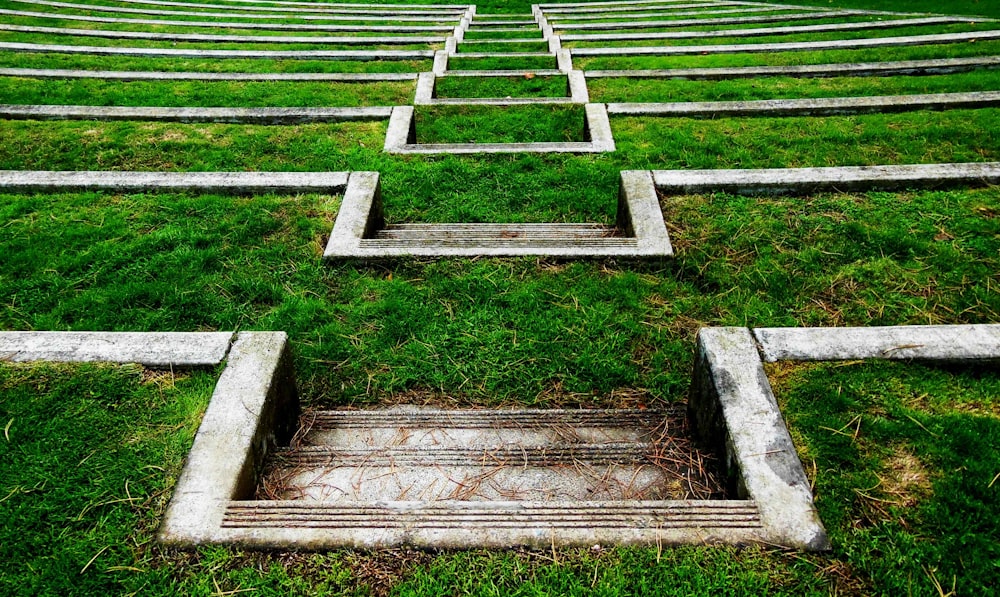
[0,24,444,45]
[551,10,884,29]
[0,7,456,32]
[561,16,977,42]
[583,56,1000,80]
[11,0,461,22]
[570,29,1000,57]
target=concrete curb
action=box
[0,41,436,60]
[0,7,456,32]
[583,56,1000,80]
[0,67,420,81]
[0,169,351,194]
[754,325,1000,363]
[159,332,299,545]
[0,331,233,367]
[89,0,465,16]
[690,328,831,551]
[0,24,444,45]
[651,162,1000,196]
[13,0,463,22]
[606,91,1000,118]
[0,104,394,124]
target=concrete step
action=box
[234,405,751,546]
[258,406,718,502]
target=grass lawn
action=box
[1,0,999,594]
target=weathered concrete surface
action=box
[0,67,419,81]
[23,0,465,17]
[91,0,465,15]
[570,30,1000,56]
[0,104,393,124]
[652,162,1000,196]
[213,403,762,548]
[618,170,671,255]
[0,24,443,44]
[568,69,589,102]
[218,500,764,549]
[413,71,436,103]
[585,102,615,151]
[0,169,350,194]
[551,10,873,29]
[560,16,974,41]
[323,171,383,258]
[433,49,449,74]
[543,2,748,15]
[584,56,1000,80]
[159,332,298,546]
[454,51,553,58]
[0,7,456,31]
[0,331,232,367]
[754,325,1000,363]
[557,48,573,72]
[443,69,565,76]
[607,91,1000,118]
[0,41,435,60]
[14,0,462,22]
[690,328,830,551]
[382,105,415,150]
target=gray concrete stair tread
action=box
[308,408,664,428]
[273,443,658,466]
[223,500,763,529]
[373,222,623,240]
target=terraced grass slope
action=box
[1,0,998,594]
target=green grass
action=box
[0,77,414,107]
[3,0,1000,594]
[462,29,542,41]
[417,105,584,143]
[0,362,218,595]
[448,55,558,70]
[770,360,1000,594]
[434,75,568,99]
[616,109,1000,168]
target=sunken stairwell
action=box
[223,405,752,548]
[323,170,672,260]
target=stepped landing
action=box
[257,406,721,502]
[224,405,749,547]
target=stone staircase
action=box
[218,405,759,547]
